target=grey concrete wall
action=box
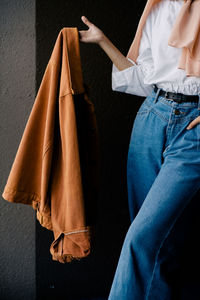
[0,1,36,300]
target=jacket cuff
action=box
[49,226,93,263]
[36,208,53,231]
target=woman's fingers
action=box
[78,30,87,42]
[186,116,200,129]
[81,16,93,28]
[79,16,91,42]
[79,15,103,44]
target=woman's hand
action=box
[78,16,134,71]
[186,116,200,130]
[79,16,105,44]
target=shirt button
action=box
[174,109,181,115]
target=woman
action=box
[79,0,200,299]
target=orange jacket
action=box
[1,27,100,263]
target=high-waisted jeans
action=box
[107,88,200,300]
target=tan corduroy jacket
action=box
[1,27,100,263]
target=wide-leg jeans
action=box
[107,88,200,300]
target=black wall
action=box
[35,1,145,299]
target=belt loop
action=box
[198,93,200,110]
[154,86,161,103]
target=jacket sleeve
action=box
[45,28,99,264]
[48,90,96,264]
[1,59,58,225]
[111,10,154,97]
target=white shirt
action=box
[112,0,200,97]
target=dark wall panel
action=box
[35,0,146,299]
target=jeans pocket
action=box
[191,106,200,118]
[184,116,200,151]
[136,108,150,115]
[136,97,151,115]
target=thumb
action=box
[81,15,92,27]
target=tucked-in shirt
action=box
[112,0,200,97]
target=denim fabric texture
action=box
[108,88,200,300]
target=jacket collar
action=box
[51,27,85,97]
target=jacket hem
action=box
[2,186,53,230]
[36,208,53,231]
[2,187,40,210]
[49,225,94,263]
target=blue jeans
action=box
[108,88,200,300]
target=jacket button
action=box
[174,109,180,115]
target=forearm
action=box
[98,34,135,71]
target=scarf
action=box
[126,0,200,77]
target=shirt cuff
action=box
[112,57,136,74]
[111,58,136,92]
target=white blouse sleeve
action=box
[111,11,154,97]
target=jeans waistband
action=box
[153,84,199,103]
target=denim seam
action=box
[159,97,199,108]
[136,110,150,115]
[196,123,200,151]
[136,100,152,115]
[144,184,200,300]
[143,101,152,109]
[137,104,168,122]
[171,114,200,124]
[150,108,168,123]
[153,104,199,126]
[163,105,173,150]
[146,96,169,122]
